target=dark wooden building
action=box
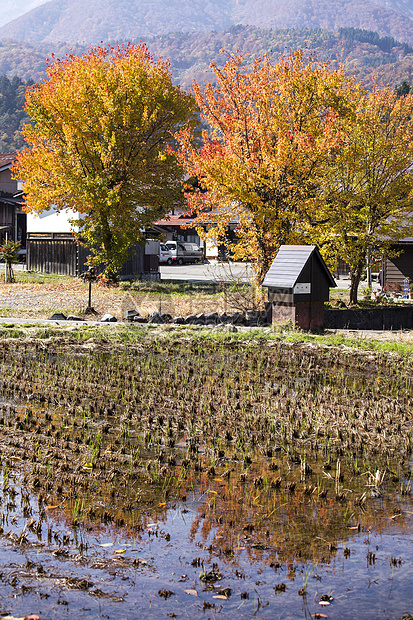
[0,152,26,246]
[262,245,336,329]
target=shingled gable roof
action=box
[262,245,336,289]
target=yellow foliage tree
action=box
[308,86,413,304]
[14,43,196,279]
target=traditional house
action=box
[26,208,86,275]
[151,206,239,261]
[0,152,26,246]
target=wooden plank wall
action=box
[383,245,413,285]
[335,258,350,278]
[0,204,13,234]
[27,234,78,275]
[119,246,146,277]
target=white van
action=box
[165,241,204,264]
[159,243,173,265]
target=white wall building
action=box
[27,207,82,234]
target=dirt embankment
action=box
[2,280,413,345]
[0,280,126,319]
[0,280,239,321]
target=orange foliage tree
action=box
[176,50,357,282]
[14,43,196,279]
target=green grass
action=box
[328,335,413,355]
[120,279,223,296]
[0,322,410,356]
[0,307,50,316]
[1,270,412,355]
[11,271,76,285]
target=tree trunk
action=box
[254,225,276,285]
[349,264,364,305]
[101,216,119,281]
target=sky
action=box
[0,0,49,28]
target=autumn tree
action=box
[176,50,357,282]
[0,239,20,283]
[308,86,413,304]
[14,43,196,279]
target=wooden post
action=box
[4,230,7,283]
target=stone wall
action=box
[325,306,413,330]
[124,309,268,327]
[122,305,413,331]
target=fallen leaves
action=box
[213,594,228,600]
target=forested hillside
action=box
[0,75,31,152]
[0,41,88,82]
[1,26,413,89]
[0,0,233,43]
[145,26,413,88]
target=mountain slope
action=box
[0,0,233,43]
[3,26,413,151]
[0,0,49,29]
[380,0,413,20]
[2,0,413,44]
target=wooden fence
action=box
[27,233,86,275]
[27,233,156,278]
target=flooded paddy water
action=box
[0,330,412,619]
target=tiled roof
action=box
[154,215,194,226]
[0,152,18,168]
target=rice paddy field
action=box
[0,324,412,619]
